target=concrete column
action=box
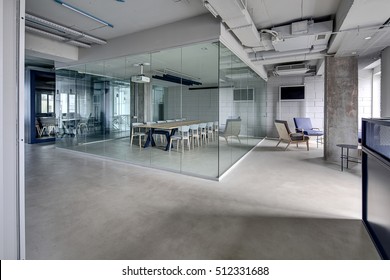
[324,56,358,163]
[381,47,390,117]
[0,0,25,259]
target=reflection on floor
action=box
[55,132,262,178]
[25,139,379,259]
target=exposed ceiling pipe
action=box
[25,13,107,45]
[25,26,91,48]
[252,52,325,66]
[249,45,327,61]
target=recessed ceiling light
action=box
[364,36,372,40]
[352,51,357,55]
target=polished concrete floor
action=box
[25,139,380,259]
[55,132,261,179]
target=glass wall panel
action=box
[55,40,266,180]
[218,42,267,177]
[181,42,219,177]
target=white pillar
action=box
[381,47,390,117]
[0,0,25,259]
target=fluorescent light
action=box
[203,1,219,18]
[26,13,107,45]
[54,0,114,28]
[364,36,372,40]
[26,26,91,48]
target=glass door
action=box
[28,70,56,143]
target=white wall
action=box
[1,0,25,260]
[164,86,219,122]
[266,75,325,137]
[373,69,381,118]
[25,33,78,62]
[71,14,220,67]
[358,69,373,130]
[381,47,390,117]
[219,82,267,137]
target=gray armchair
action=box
[219,118,241,144]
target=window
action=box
[61,93,68,114]
[233,88,254,101]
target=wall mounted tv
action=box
[280,85,305,100]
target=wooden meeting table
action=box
[138,120,201,151]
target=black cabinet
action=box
[362,118,390,259]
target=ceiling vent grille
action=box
[274,64,310,76]
[316,34,326,40]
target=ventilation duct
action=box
[204,0,260,47]
[271,20,333,52]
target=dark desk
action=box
[336,144,361,171]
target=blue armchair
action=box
[293,117,323,147]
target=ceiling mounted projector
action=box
[131,75,150,83]
[132,62,150,83]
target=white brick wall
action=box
[358,70,373,130]
[266,75,324,137]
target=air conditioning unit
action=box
[131,75,150,83]
[274,64,309,76]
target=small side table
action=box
[336,144,361,171]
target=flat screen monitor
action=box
[280,85,305,100]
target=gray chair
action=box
[219,118,241,144]
[275,120,309,151]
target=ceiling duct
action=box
[271,20,333,52]
[204,0,260,47]
[273,64,310,76]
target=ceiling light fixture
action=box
[54,0,114,28]
[364,36,372,40]
[25,13,107,45]
[26,26,91,48]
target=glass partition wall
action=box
[55,41,266,179]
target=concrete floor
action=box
[25,139,380,259]
[55,132,261,179]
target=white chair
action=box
[169,125,190,152]
[130,122,146,148]
[213,121,219,135]
[198,123,207,145]
[156,120,167,143]
[206,122,214,142]
[35,124,47,138]
[189,124,200,148]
